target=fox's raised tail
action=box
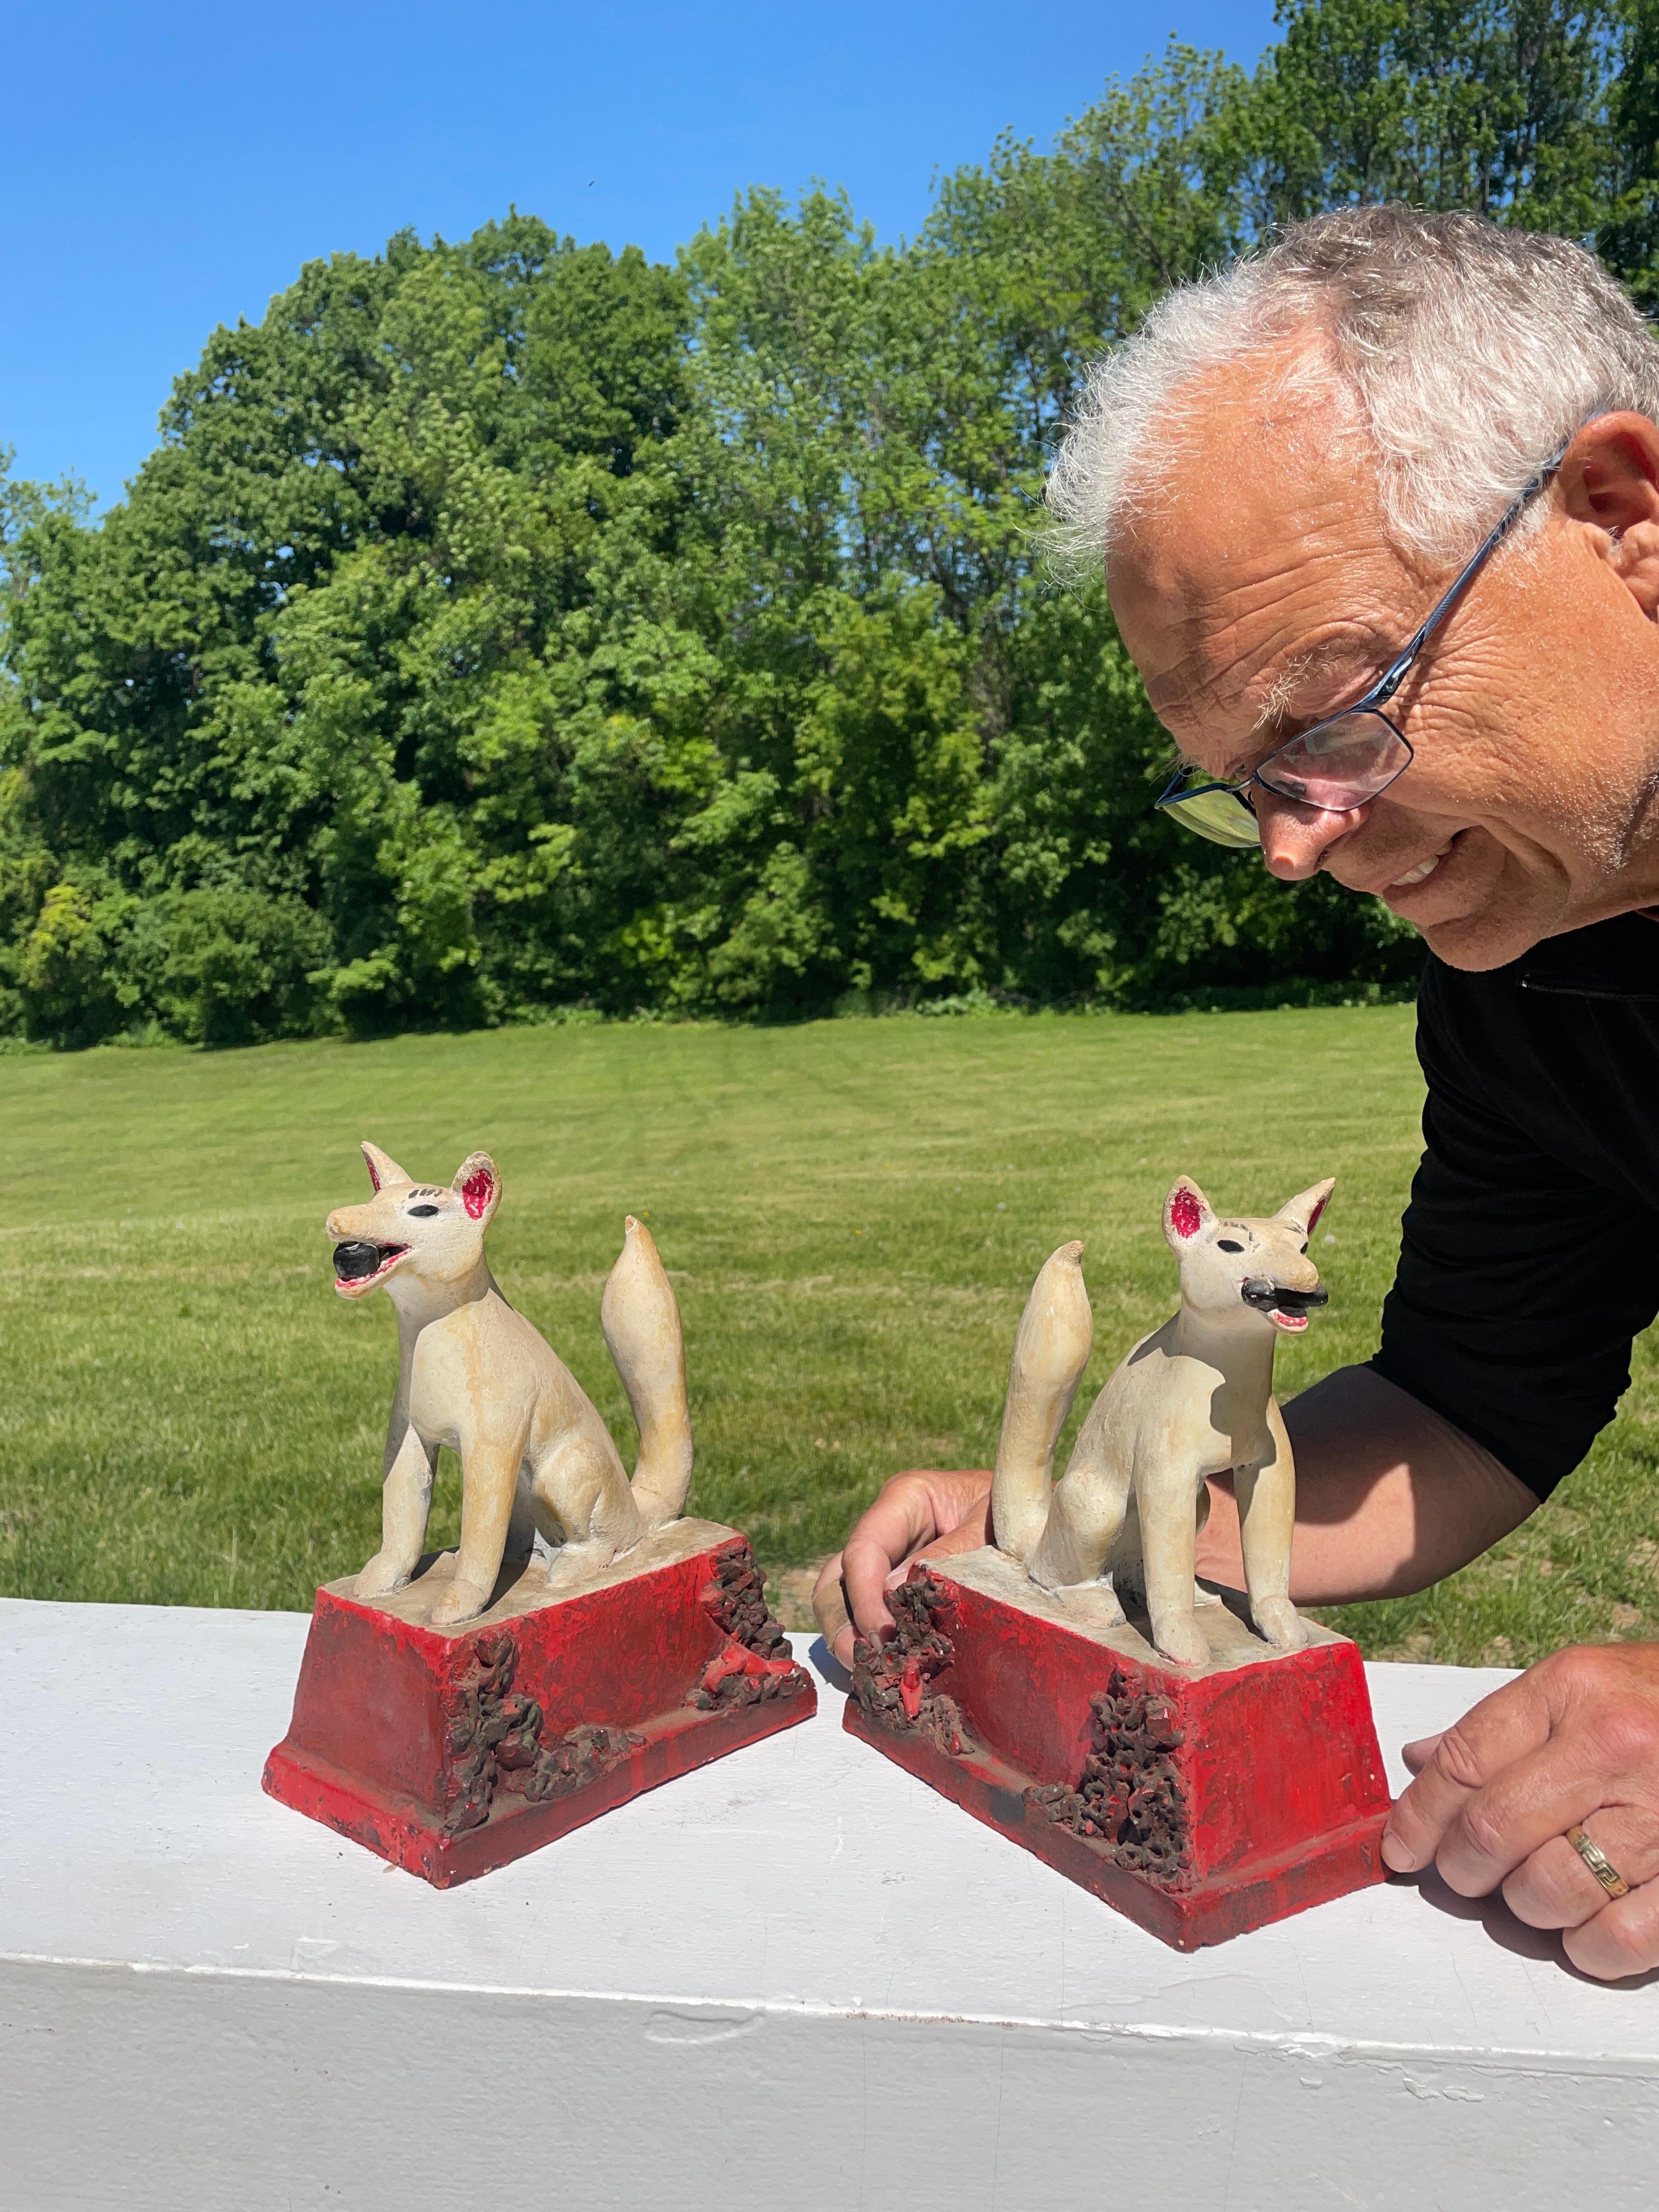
[602,1217,695,1528]
[990,1240,1093,1561]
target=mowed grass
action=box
[0,1006,1654,1666]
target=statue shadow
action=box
[1402,1866,1659,1990]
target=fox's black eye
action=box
[1217,1238,1244,1253]
[407,1204,441,1218]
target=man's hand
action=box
[1383,1642,1659,1979]
[811,1470,992,1670]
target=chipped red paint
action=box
[844,1562,1391,1950]
[699,1639,798,1696]
[1168,1186,1205,1240]
[264,1534,815,1886]
[460,1166,495,1219]
[899,1653,924,1721]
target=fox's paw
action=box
[1054,1579,1126,1630]
[430,1577,491,1628]
[1252,1597,1307,1652]
[537,1539,617,1594]
[1149,1609,1212,1668]
[354,1551,414,1601]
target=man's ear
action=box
[362,1141,411,1192]
[1163,1175,1215,1249]
[1277,1177,1335,1238]
[1557,413,1659,619]
[453,1152,501,1224]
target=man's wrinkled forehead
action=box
[1144,600,1389,748]
[1104,367,1410,761]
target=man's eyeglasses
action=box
[1154,433,1579,849]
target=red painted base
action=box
[844,1558,1391,1949]
[264,1528,815,1886]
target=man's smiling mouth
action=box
[1386,838,1455,891]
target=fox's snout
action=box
[327,1201,381,1241]
[1255,1242,1323,1295]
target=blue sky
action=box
[2,1,1278,507]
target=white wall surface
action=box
[2,1597,1654,2211]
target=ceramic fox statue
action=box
[990,1175,1334,1668]
[328,1141,695,1629]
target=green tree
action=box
[10,1,1651,1045]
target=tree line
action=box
[3,0,1657,1047]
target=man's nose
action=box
[1254,788,1365,880]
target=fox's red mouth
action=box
[333,1240,409,1291]
[1240,1278,1325,1331]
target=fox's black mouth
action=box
[333,1239,408,1285]
[1240,1278,1328,1317]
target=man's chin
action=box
[1372,829,1566,972]
[1413,909,1543,971]
[1408,867,1570,969]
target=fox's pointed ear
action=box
[1163,1175,1215,1249]
[1277,1177,1335,1238]
[453,1152,501,1224]
[362,1141,411,1192]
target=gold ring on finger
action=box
[1565,1822,1632,1901]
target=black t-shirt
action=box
[1373,910,1659,1499]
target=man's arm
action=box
[812,1361,1537,1663]
[1197,1362,1537,1599]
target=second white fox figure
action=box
[990,1173,1334,1668]
[328,1141,694,1628]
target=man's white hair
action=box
[1048,205,1659,571]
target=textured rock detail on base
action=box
[440,1628,638,1834]
[850,1571,975,1757]
[691,1541,812,1711]
[1026,1667,1193,1886]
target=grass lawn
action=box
[0,1005,1652,1667]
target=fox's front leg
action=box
[430,1428,528,1629]
[355,1425,438,1600]
[1138,1462,1210,1668]
[1235,1400,1306,1652]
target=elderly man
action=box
[815,206,1659,1979]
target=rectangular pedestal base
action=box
[265,1522,815,1886]
[844,1553,1391,1950]
[844,1701,1386,1949]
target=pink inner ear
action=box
[1307,1190,1329,1233]
[1168,1187,1204,1240]
[460,1167,494,1220]
[365,1153,381,1192]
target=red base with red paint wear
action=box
[264,1523,814,1886]
[844,1549,1391,1949]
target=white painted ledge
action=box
[2,1597,1654,2211]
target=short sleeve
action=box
[1373,984,1659,1500]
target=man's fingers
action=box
[810,1554,854,1671]
[1382,1674,1556,1873]
[1425,1725,1649,1896]
[1503,1810,1659,1930]
[1562,1876,1659,1980]
[837,1471,991,1646]
[838,1475,951,1643]
[1401,1734,1442,1775]
[902,1518,992,1579]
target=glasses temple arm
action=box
[1367,441,1573,709]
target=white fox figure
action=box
[990,1174,1334,1668]
[328,1141,694,1629]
